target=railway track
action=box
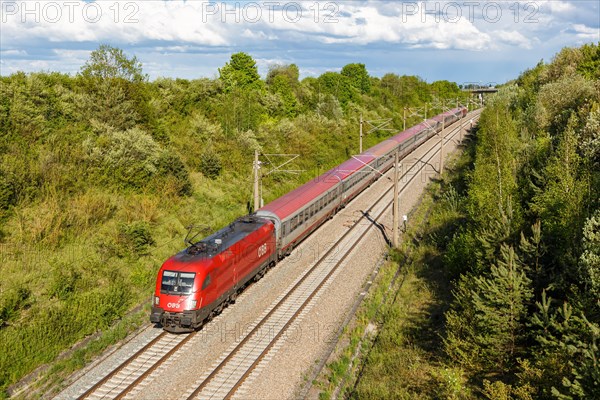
[74,331,194,399]
[65,111,480,400]
[182,111,481,400]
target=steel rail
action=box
[76,331,167,400]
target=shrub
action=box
[48,264,80,301]
[200,147,222,179]
[83,125,161,189]
[0,175,15,218]
[157,151,192,196]
[116,221,155,257]
[0,286,32,327]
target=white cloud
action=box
[572,24,600,41]
[0,1,597,82]
[0,49,27,56]
[546,0,576,15]
[0,1,495,50]
[493,30,534,49]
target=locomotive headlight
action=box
[189,299,197,309]
[154,296,160,305]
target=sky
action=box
[0,0,599,85]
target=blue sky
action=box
[1,1,598,84]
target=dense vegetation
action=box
[340,43,600,399]
[0,45,468,395]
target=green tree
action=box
[269,75,298,117]
[200,144,222,179]
[467,89,522,229]
[266,64,299,87]
[530,114,589,279]
[431,80,462,100]
[577,42,600,80]
[79,45,149,130]
[529,293,600,399]
[219,52,264,93]
[317,71,358,107]
[580,210,600,298]
[80,44,146,82]
[380,73,431,107]
[445,245,533,370]
[341,63,371,94]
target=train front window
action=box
[161,271,196,295]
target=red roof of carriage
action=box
[258,108,464,221]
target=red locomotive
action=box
[150,107,467,332]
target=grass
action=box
[10,306,149,399]
[315,135,477,399]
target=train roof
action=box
[258,107,465,222]
[258,154,376,220]
[169,216,272,265]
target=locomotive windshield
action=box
[161,271,196,295]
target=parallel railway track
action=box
[67,110,480,400]
[183,110,481,400]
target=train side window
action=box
[202,274,211,290]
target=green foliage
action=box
[157,151,193,196]
[441,43,600,398]
[219,52,264,93]
[535,74,595,136]
[580,210,600,298]
[482,378,536,400]
[380,73,433,106]
[431,80,462,99]
[445,245,533,370]
[530,114,589,276]
[266,63,299,86]
[434,367,471,400]
[341,63,371,94]
[80,44,146,82]
[577,42,600,80]
[0,286,32,327]
[84,124,161,188]
[269,74,299,117]
[117,221,155,257]
[317,72,359,107]
[200,146,223,179]
[579,103,600,165]
[467,88,522,228]
[0,174,15,213]
[528,292,600,399]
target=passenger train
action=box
[150,107,467,332]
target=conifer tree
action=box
[445,245,533,370]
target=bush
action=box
[117,221,155,257]
[0,286,32,327]
[0,176,14,212]
[157,151,192,195]
[200,147,222,179]
[48,264,80,301]
[83,125,161,189]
